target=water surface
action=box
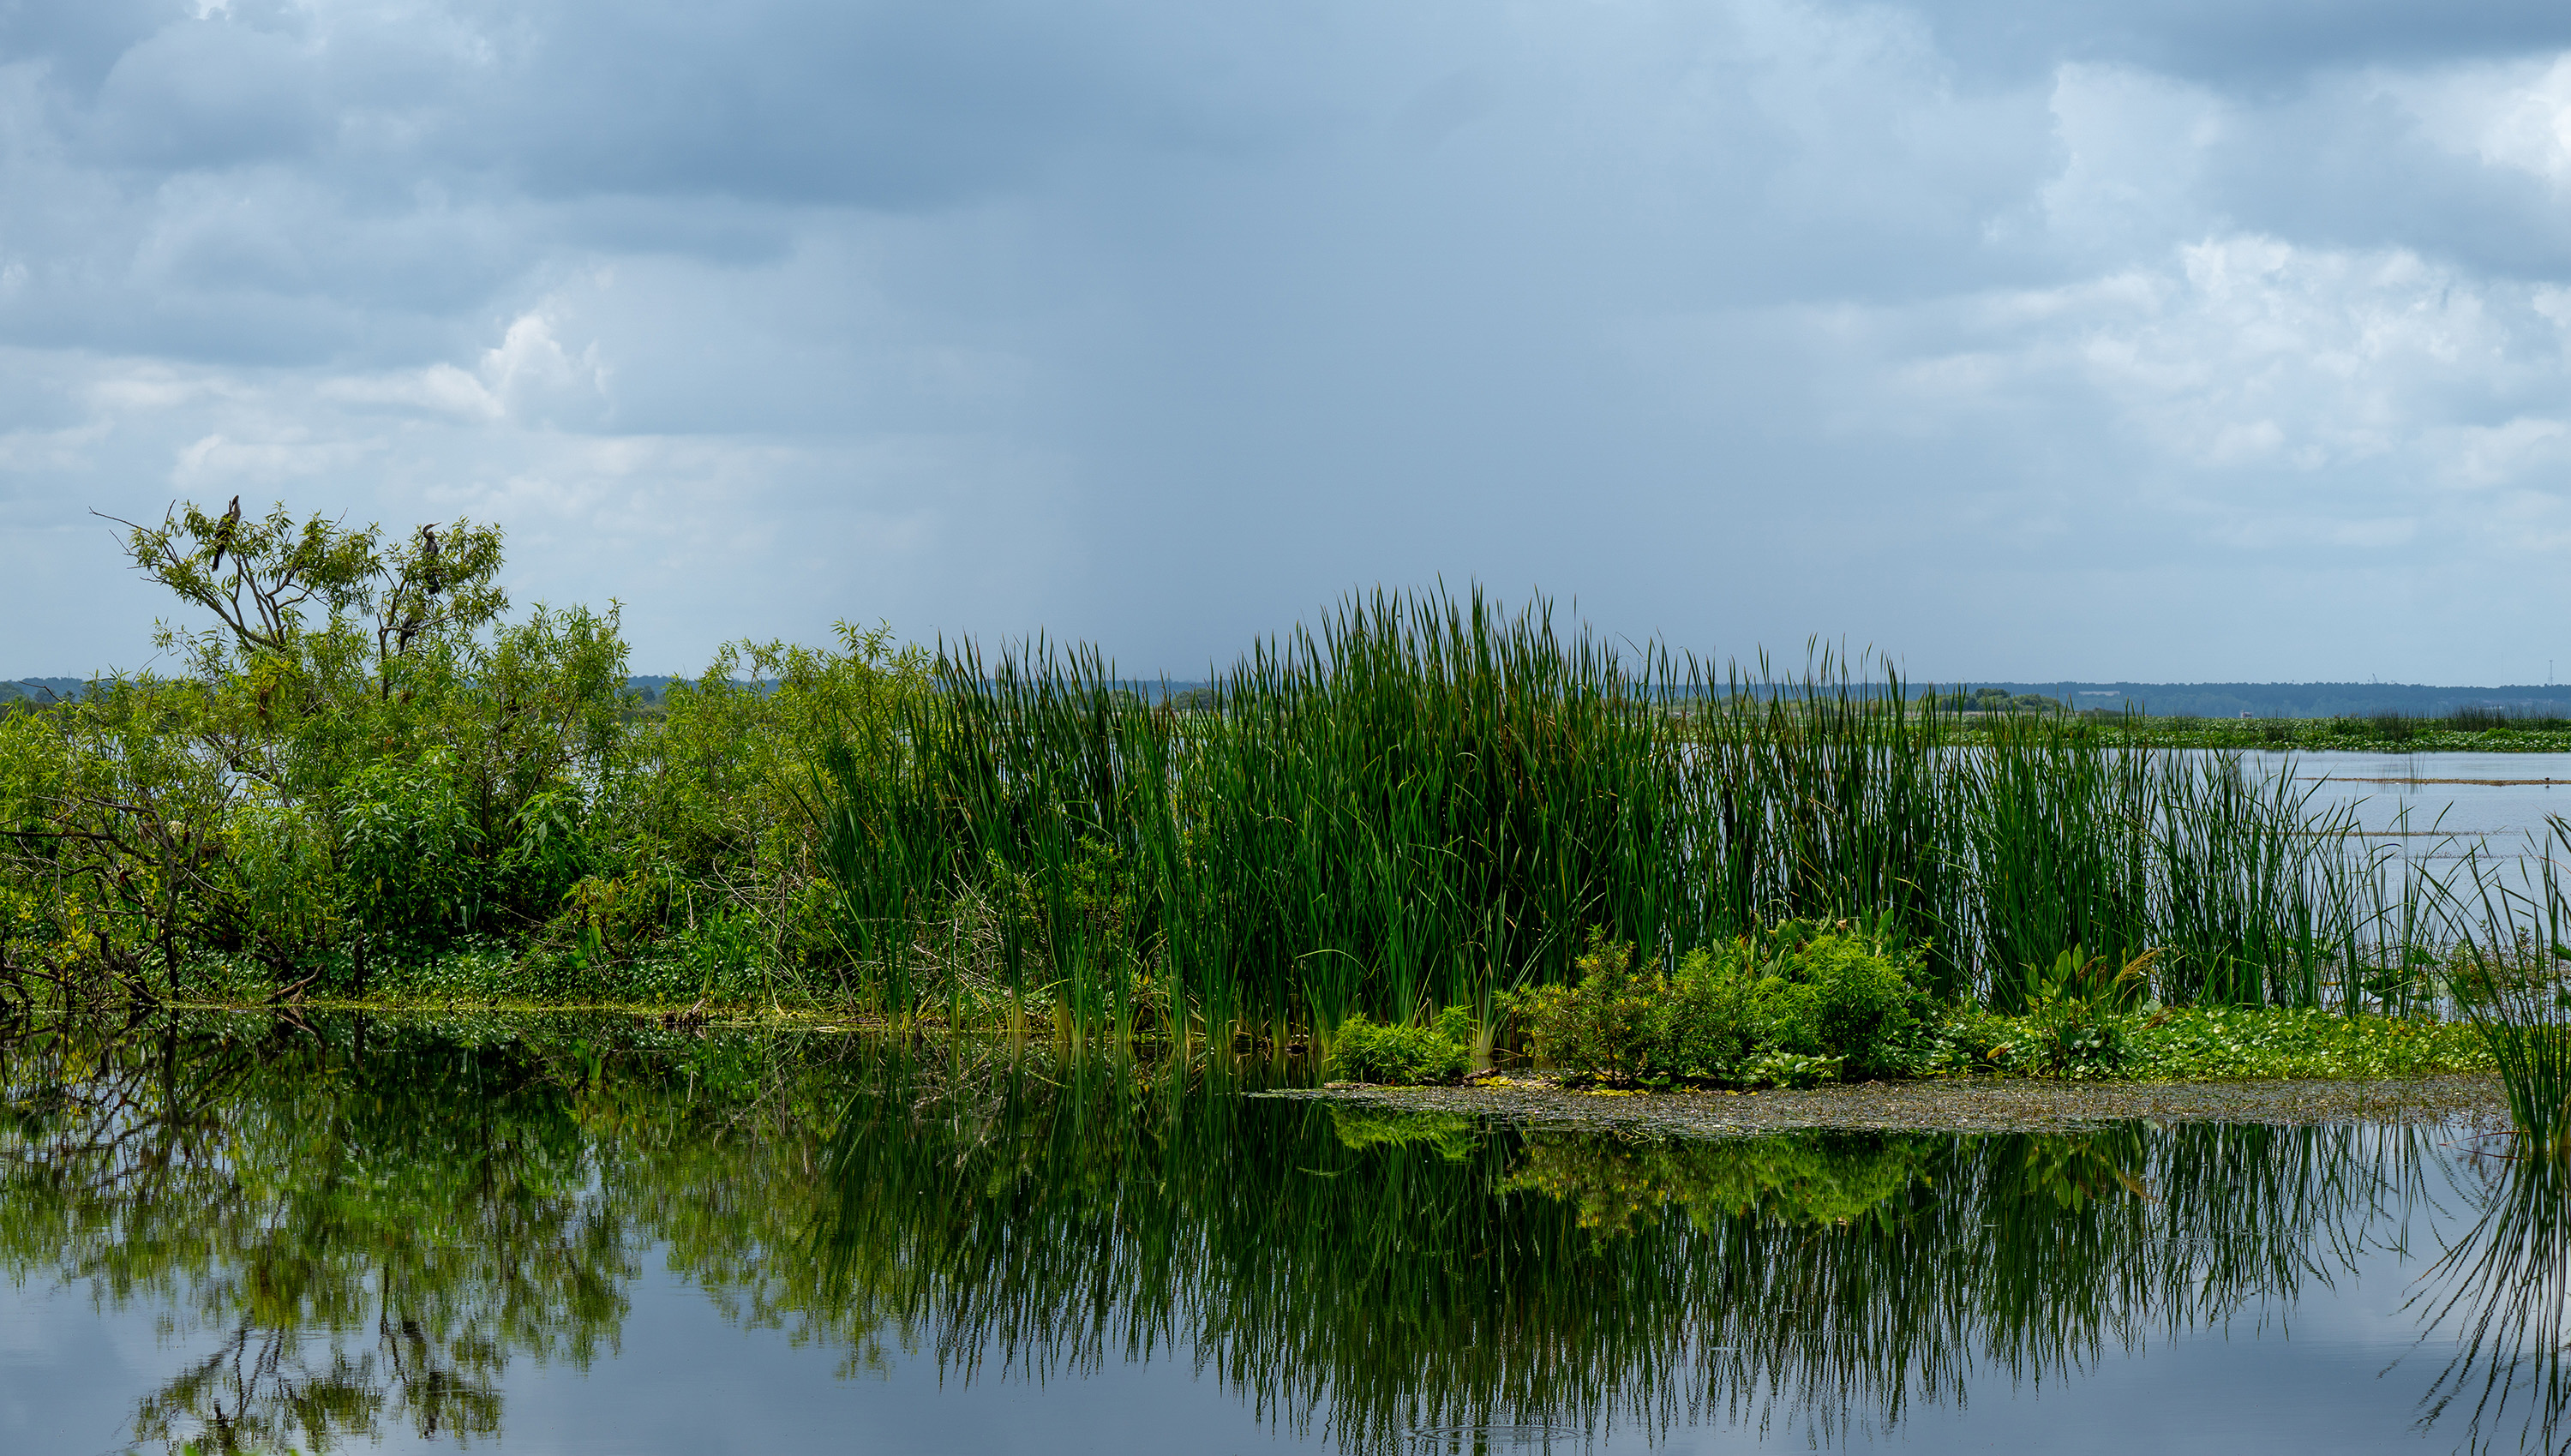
[0,1016,2562,1456]
[2245,748,2571,857]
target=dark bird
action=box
[419,524,441,596]
[396,614,421,655]
[209,495,240,572]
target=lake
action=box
[2252,749,2571,856]
[0,1015,2561,1456]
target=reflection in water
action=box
[2412,1145,2571,1455]
[0,1014,2500,1454]
[0,1016,633,1452]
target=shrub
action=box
[2014,946,2152,1077]
[1511,922,1930,1085]
[1324,1006,1473,1084]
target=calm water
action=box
[2245,749,2571,858]
[1,1015,2564,1456]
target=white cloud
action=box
[2394,52,2571,186]
[479,310,610,427]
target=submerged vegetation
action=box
[4,497,2569,1114]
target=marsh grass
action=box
[805,590,2484,1041]
[2418,815,2571,1146]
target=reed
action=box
[2435,816,2571,1147]
[807,590,2449,1036]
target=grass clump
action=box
[2444,925,2571,1148]
[1508,922,1928,1087]
[1323,1006,1475,1084]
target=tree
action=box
[1,500,630,998]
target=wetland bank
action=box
[10,501,2571,1452]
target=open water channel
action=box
[2260,749,2571,858]
[0,1015,2563,1456]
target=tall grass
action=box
[808,590,2439,1036]
[2437,816,2571,1147]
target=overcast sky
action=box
[6,1,2571,683]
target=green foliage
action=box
[340,753,485,941]
[2011,946,2153,1076]
[4,512,2559,1046]
[1908,1004,2490,1081]
[1508,930,2491,1084]
[1323,1006,1474,1084]
[1509,924,1928,1085]
[0,499,644,998]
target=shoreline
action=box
[1261,1072,2511,1135]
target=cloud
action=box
[479,310,609,427]
[4,0,2571,683]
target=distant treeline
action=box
[0,679,83,704]
[20,673,2568,722]
[1969,681,2571,719]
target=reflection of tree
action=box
[2412,1147,2571,1455]
[0,1016,636,1453]
[0,1018,2442,1456]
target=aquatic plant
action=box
[802,588,2412,1037]
[2430,816,2571,1147]
[1323,1006,1474,1084]
[1506,921,1928,1084]
[0,494,2524,1041]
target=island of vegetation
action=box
[3,500,2567,1135]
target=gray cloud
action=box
[3,0,2571,683]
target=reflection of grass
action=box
[0,1016,2447,1456]
[2412,1150,2571,1455]
[1327,1105,1478,1159]
[1499,1131,1934,1231]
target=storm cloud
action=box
[6,0,2570,681]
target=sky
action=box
[5,0,2571,684]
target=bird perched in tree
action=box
[418,524,441,597]
[209,496,241,572]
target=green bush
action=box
[1323,1006,1473,1084]
[1510,922,1929,1085]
